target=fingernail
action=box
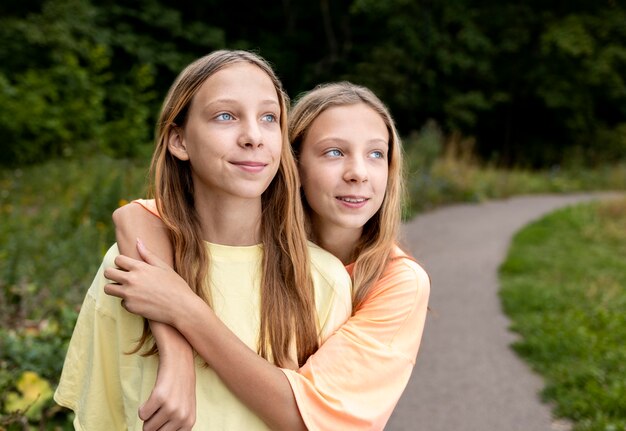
[137,238,144,248]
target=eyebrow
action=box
[202,98,280,111]
[314,137,388,147]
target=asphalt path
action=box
[386,193,623,431]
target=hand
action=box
[139,344,197,431]
[104,239,195,326]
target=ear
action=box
[167,127,190,161]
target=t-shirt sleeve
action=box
[54,245,128,430]
[281,257,430,431]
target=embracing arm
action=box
[105,241,430,431]
[112,203,196,430]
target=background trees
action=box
[1,0,624,167]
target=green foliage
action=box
[3,0,626,167]
[500,199,626,430]
[0,156,147,427]
[0,0,228,166]
[343,1,626,166]
[403,121,626,217]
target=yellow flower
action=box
[5,371,53,420]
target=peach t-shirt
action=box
[133,199,430,430]
[281,246,430,430]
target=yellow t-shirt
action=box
[54,242,351,430]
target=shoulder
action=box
[386,246,430,291]
[369,245,430,302]
[307,241,350,283]
[112,199,160,225]
[307,241,352,307]
[133,199,159,217]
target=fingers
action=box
[141,408,168,431]
[139,389,195,431]
[139,395,160,421]
[136,238,169,269]
[113,253,143,271]
[104,282,124,299]
[103,266,127,284]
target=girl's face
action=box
[298,103,389,239]
[169,63,282,202]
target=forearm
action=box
[113,204,193,357]
[175,296,306,431]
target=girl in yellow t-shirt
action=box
[106,82,430,430]
[53,51,351,431]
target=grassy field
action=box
[499,198,626,431]
[0,155,624,427]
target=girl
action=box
[109,82,430,430]
[53,51,351,431]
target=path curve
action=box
[386,192,623,431]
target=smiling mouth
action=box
[336,196,368,203]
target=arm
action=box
[104,243,430,431]
[113,203,196,431]
[105,241,307,431]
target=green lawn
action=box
[500,198,626,431]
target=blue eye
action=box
[262,113,277,123]
[216,113,233,121]
[325,149,343,157]
[370,150,384,159]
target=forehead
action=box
[192,62,280,109]
[305,103,389,143]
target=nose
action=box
[343,156,368,183]
[238,118,263,148]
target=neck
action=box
[193,191,262,246]
[312,222,362,265]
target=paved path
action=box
[386,193,623,431]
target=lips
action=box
[336,196,368,203]
[231,161,267,167]
[230,161,268,173]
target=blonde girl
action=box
[53,51,351,431]
[108,82,430,430]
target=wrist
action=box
[157,329,193,357]
[174,294,212,348]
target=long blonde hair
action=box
[289,82,405,311]
[137,50,318,367]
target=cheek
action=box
[266,129,283,158]
[300,164,328,192]
[300,168,327,207]
[371,169,389,202]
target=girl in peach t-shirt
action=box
[107,82,430,430]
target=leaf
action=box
[4,371,53,420]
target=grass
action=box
[402,123,626,216]
[406,157,626,216]
[499,198,626,431]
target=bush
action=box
[0,156,148,427]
